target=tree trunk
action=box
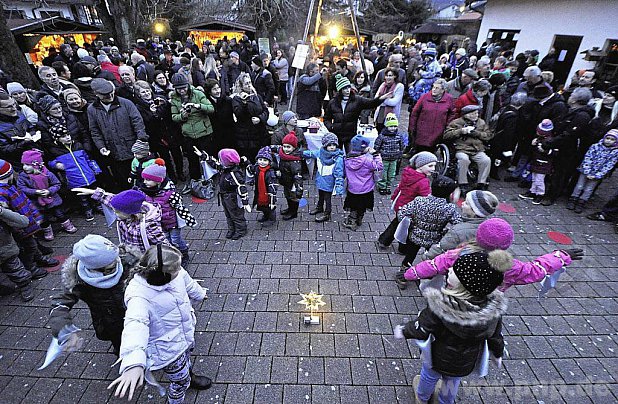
[94,0,135,50]
[0,4,39,89]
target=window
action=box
[487,29,521,52]
[75,5,102,25]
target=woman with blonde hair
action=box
[231,72,268,160]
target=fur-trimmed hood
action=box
[61,244,142,290]
[423,287,508,339]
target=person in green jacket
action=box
[170,73,215,193]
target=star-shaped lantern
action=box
[298,291,325,325]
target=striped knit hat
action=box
[385,113,399,128]
[322,132,339,148]
[0,160,13,180]
[131,140,150,155]
[536,119,554,136]
[335,74,351,92]
[465,190,499,218]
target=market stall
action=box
[310,24,376,58]
[179,18,255,49]
[9,17,105,66]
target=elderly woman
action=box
[133,80,183,181]
[325,74,390,149]
[37,95,90,158]
[373,67,405,132]
[6,82,38,124]
[231,72,269,160]
[409,78,455,153]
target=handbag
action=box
[190,178,215,200]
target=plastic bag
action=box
[394,215,411,244]
[191,179,215,200]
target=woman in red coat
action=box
[409,79,455,153]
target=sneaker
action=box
[36,255,59,268]
[181,182,192,195]
[42,225,54,241]
[532,195,544,205]
[518,191,535,200]
[30,267,49,280]
[85,210,95,221]
[586,212,606,221]
[61,219,78,233]
[19,284,34,302]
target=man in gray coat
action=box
[87,78,147,191]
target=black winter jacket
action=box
[403,288,507,377]
[545,105,595,155]
[48,245,142,341]
[490,105,521,157]
[254,69,276,106]
[273,147,303,197]
[231,93,269,150]
[324,93,383,143]
[38,113,92,159]
[519,94,568,155]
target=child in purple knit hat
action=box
[18,149,77,240]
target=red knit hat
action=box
[0,159,13,180]
[282,131,298,148]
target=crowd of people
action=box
[0,33,616,403]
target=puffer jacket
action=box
[399,195,462,248]
[87,96,148,161]
[118,269,206,373]
[578,136,618,179]
[297,73,327,119]
[303,148,345,193]
[275,148,304,198]
[374,129,404,161]
[170,86,215,139]
[49,145,100,188]
[404,248,572,292]
[0,183,42,238]
[453,89,479,117]
[391,167,431,213]
[17,170,63,210]
[422,216,484,260]
[402,288,506,377]
[344,152,383,194]
[48,245,141,340]
[443,116,493,154]
[231,93,269,150]
[324,93,384,143]
[0,207,29,262]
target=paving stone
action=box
[310,333,335,356]
[260,332,286,356]
[224,383,254,404]
[234,332,262,356]
[242,356,271,384]
[339,385,369,404]
[271,357,298,384]
[350,357,379,385]
[283,384,311,403]
[297,357,325,384]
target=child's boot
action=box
[189,370,212,390]
[342,211,358,230]
[61,219,78,234]
[283,201,299,221]
[262,210,276,227]
[180,248,190,269]
[85,209,95,221]
[532,194,544,205]
[574,199,586,214]
[19,283,34,302]
[315,210,331,222]
[30,266,49,279]
[356,211,365,227]
[309,205,323,215]
[566,197,577,210]
[42,225,54,241]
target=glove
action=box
[395,269,407,282]
[244,205,252,213]
[562,248,584,260]
[335,185,344,196]
[276,170,282,178]
[393,325,405,339]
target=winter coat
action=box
[324,93,383,143]
[208,95,236,150]
[140,181,198,231]
[519,94,568,156]
[38,113,91,159]
[87,96,148,161]
[100,61,121,83]
[530,136,557,174]
[391,167,431,213]
[399,195,462,248]
[192,70,207,90]
[221,61,251,95]
[490,105,520,157]
[344,152,383,194]
[17,170,63,210]
[231,93,269,150]
[0,207,29,262]
[134,60,155,83]
[454,89,480,117]
[578,138,618,179]
[248,164,278,207]
[443,117,493,154]
[254,69,276,105]
[374,129,404,161]
[405,248,572,292]
[48,245,141,340]
[92,188,169,252]
[271,57,289,81]
[297,73,327,119]
[303,148,345,193]
[217,165,249,206]
[422,216,484,261]
[0,183,42,238]
[402,288,506,377]
[272,126,306,149]
[49,145,99,188]
[134,97,178,150]
[409,92,455,147]
[18,104,38,125]
[444,77,470,99]
[373,82,405,122]
[170,86,215,139]
[545,105,595,156]
[275,148,303,197]
[118,268,206,373]
[0,112,36,168]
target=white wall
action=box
[476,0,618,84]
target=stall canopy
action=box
[9,17,106,66]
[180,18,256,48]
[411,22,454,35]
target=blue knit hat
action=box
[322,132,339,148]
[73,234,119,270]
[350,134,369,153]
[110,190,145,215]
[256,146,273,162]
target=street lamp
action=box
[154,22,166,35]
[328,26,340,40]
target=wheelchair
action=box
[434,142,482,185]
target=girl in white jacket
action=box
[108,244,210,402]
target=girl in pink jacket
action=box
[397,218,584,291]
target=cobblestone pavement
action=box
[0,166,617,403]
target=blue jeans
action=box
[417,362,462,404]
[166,228,188,251]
